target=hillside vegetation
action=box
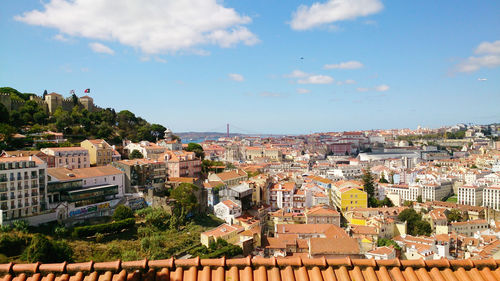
[0,87,168,150]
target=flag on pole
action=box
[84,88,90,93]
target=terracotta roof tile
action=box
[3,258,500,281]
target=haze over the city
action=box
[1,0,499,134]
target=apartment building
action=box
[41,147,90,169]
[421,182,452,202]
[450,219,489,237]
[0,156,48,223]
[482,186,500,210]
[80,139,113,166]
[112,159,166,192]
[162,150,201,178]
[458,185,484,206]
[243,147,282,161]
[269,182,296,210]
[385,184,420,202]
[47,166,125,219]
[334,187,368,212]
[305,204,340,226]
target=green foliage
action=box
[189,238,242,259]
[379,171,389,183]
[72,218,135,238]
[54,226,70,238]
[129,149,144,159]
[417,195,423,203]
[171,183,199,216]
[144,208,171,230]
[12,220,29,233]
[398,208,432,236]
[362,169,376,206]
[0,103,8,123]
[0,232,29,256]
[112,205,134,221]
[446,209,463,223]
[377,238,401,250]
[185,143,205,159]
[21,234,72,263]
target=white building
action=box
[385,184,420,202]
[365,246,396,260]
[0,156,48,223]
[483,186,500,210]
[125,141,166,160]
[214,199,242,224]
[457,185,484,206]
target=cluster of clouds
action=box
[283,60,389,95]
[15,0,259,55]
[456,40,500,73]
[15,0,382,55]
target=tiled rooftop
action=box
[3,257,500,281]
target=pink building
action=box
[162,150,201,178]
[41,147,90,169]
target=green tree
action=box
[185,143,205,159]
[150,124,167,139]
[413,220,432,236]
[362,169,375,204]
[71,93,79,106]
[377,238,401,250]
[379,171,389,183]
[42,90,48,99]
[129,149,144,159]
[381,197,394,207]
[446,209,463,223]
[112,205,134,221]
[171,183,199,216]
[21,234,52,262]
[0,103,8,123]
[417,195,423,203]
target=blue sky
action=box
[1,0,499,134]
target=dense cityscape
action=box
[1,88,500,263]
[2,0,500,281]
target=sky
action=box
[1,0,499,135]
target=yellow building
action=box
[334,187,367,212]
[80,139,113,166]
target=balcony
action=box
[0,196,7,201]
[0,178,7,183]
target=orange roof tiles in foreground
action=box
[2,257,500,281]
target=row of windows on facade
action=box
[0,170,40,181]
[0,161,37,170]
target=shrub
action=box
[72,218,135,238]
[113,205,134,221]
[12,220,29,233]
[95,233,105,243]
[0,233,28,256]
[54,226,70,238]
[145,208,171,230]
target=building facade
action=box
[80,139,113,166]
[41,147,90,169]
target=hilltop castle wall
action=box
[0,92,97,114]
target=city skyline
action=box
[1,0,499,134]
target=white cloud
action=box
[260,91,281,97]
[228,73,244,82]
[154,57,167,63]
[456,55,500,73]
[89,42,115,55]
[337,79,356,85]
[374,84,390,92]
[297,88,311,94]
[15,0,258,54]
[455,40,500,73]
[478,78,488,81]
[475,40,500,54]
[53,34,69,42]
[298,75,334,84]
[290,0,383,30]
[284,70,309,78]
[357,84,389,92]
[324,60,363,69]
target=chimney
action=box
[29,156,32,161]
